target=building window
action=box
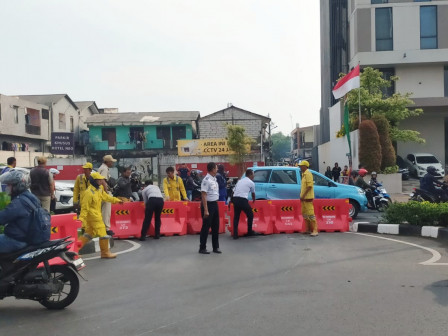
[102,128,116,148]
[377,68,395,97]
[59,113,66,129]
[376,8,393,51]
[444,66,448,97]
[371,0,388,4]
[42,109,49,120]
[420,6,437,49]
[25,108,41,135]
[70,116,74,132]
[13,106,19,123]
[172,126,186,143]
[156,126,172,148]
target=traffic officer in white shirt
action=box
[232,169,260,239]
[140,180,164,241]
[199,162,221,254]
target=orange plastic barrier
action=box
[187,201,226,234]
[313,199,351,232]
[50,213,82,252]
[110,202,143,238]
[148,201,187,237]
[227,200,274,236]
[270,200,304,234]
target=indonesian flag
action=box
[332,65,360,99]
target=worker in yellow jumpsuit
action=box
[163,166,188,201]
[299,160,318,237]
[79,172,123,259]
[73,162,93,230]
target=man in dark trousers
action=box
[140,180,164,241]
[232,169,259,239]
[199,162,221,254]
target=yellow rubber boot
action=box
[100,239,117,259]
[78,235,92,250]
[310,218,319,237]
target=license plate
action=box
[73,258,85,270]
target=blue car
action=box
[249,166,367,219]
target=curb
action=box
[351,223,448,243]
[79,237,114,255]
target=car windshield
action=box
[416,156,438,164]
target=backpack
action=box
[20,195,51,245]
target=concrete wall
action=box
[52,98,80,142]
[0,150,44,167]
[318,130,360,174]
[329,102,343,141]
[396,65,445,98]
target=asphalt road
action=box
[1,231,448,336]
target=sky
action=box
[0,0,321,135]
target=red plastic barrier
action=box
[187,201,226,234]
[270,200,304,234]
[148,201,187,237]
[110,202,144,238]
[50,213,82,252]
[227,200,274,236]
[313,199,351,232]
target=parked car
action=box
[396,155,410,180]
[248,166,368,219]
[404,153,444,178]
[0,166,74,213]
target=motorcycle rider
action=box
[369,171,380,187]
[420,166,447,201]
[0,170,44,253]
[355,168,375,207]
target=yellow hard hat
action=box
[82,162,93,169]
[298,160,309,167]
[90,172,106,180]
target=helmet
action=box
[358,168,368,177]
[371,171,377,177]
[298,160,309,167]
[90,172,106,180]
[350,170,359,177]
[427,166,437,176]
[0,169,30,195]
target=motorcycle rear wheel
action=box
[377,200,389,212]
[39,265,79,310]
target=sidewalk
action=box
[391,193,410,203]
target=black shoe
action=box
[246,231,261,237]
[106,230,115,236]
[198,249,210,254]
[213,249,222,254]
[233,236,239,240]
[139,236,146,241]
[154,235,160,240]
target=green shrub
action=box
[383,201,448,226]
[381,165,399,174]
[359,120,382,173]
[372,114,396,170]
[0,225,4,234]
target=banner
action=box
[178,139,235,156]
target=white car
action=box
[405,153,445,178]
[0,166,74,213]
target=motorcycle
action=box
[371,182,392,203]
[0,237,85,310]
[409,184,448,203]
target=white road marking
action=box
[347,232,448,266]
[82,240,141,261]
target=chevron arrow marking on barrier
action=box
[51,227,58,234]
[252,208,259,213]
[281,206,294,212]
[322,206,336,211]
[162,209,175,214]
[115,210,130,215]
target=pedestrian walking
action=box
[73,163,93,228]
[30,156,54,212]
[163,166,188,201]
[299,160,318,236]
[78,172,123,259]
[49,168,59,213]
[140,180,164,241]
[198,162,221,254]
[325,166,332,179]
[1,157,16,175]
[185,174,197,201]
[332,162,341,182]
[232,169,260,239]
[98,154,117,236]
[114,167,133,201]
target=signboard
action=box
[178,139,235,157]
[51,132,74,155]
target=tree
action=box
[372,114,396,170]
[226,125,254,175]
[359,120,382,173]
[271,132,291,162]
[345,67,424,144]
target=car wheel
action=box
[348,200,359,219]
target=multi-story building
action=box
[321,0,448,167]
[85,111,200,183]
[290,124,320,163]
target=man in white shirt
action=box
[140,180,164,241]
[232,169,260,239]
[199,162,221,254]
[98,154,116,236]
